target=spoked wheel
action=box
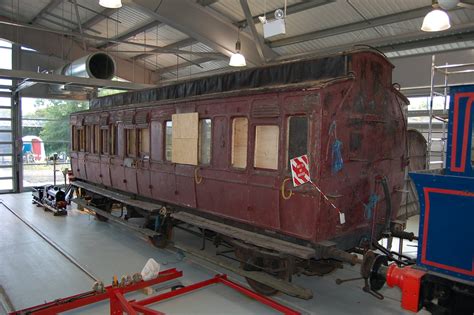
[235,248,291,296]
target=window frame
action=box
[164,120,173,162]
[125,128,137,158]
[253,124,280,171]
[286,115,309,171]
[198,118,212,166]
[230,117,249,170]
[138,127,150,159]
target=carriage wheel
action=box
[235,248,291,296]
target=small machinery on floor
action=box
[360,85,474,314]
[32,154,73,216]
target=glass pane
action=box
[0,144,12,155]
[254,125,279,170]
[287,116,308,165]
[126,129,137,157]
[0,47,12,86]
[139,128,150,158]
[231,118,248,168]
[0,179,13,191]
[0,132,12,142]
[165,121,172,161]
[0,156,12,166]
[0,108,10,118]
[0,120,11,129]
[0,167,12,178]
[199,119,212,165]
[0,97,10,107]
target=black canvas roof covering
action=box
[91,53,349,109]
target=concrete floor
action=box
[0,192,427,315]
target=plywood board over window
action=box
[172,113,199,165]
[231,118,248,169]
[254,125,279,170]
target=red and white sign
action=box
[290,155,311,187]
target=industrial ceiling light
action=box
[421,9,451,32]
[99,0,122,9]
[229,28,246,67]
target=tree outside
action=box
[23,99,88,156]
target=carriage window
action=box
[165,121,172,161]
[139,128,150,159]
[126,129,137,157]
[79,128,85,151]
[254,125,279,170]
[110,124,117,155]
[72,126,78,151]
[199,119,212,165]
[231,118,248,169]
[287,116,308,167]
[93,125,100,154]
[85,126,92,152]
[100,128,109,155]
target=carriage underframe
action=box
[71,179,370,299]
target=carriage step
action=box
[171,211,316,260]
[71,180,161,213]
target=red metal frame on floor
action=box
[10,268,300,315]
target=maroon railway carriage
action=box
[70,49,408,297]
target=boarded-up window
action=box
[100,129,109,154]
[139,128,150,159]
[165,121,172,161]
[110,124,117,155]
[254,125,279,170]
[231,118,248,168]
[93,125,100,154]
[199,119,212,165]
[172,113,198,165]
[287,116,308,167]
[126,129,137,157]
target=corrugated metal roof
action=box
[0,0,473,83]
[88,6,152,37]
[0,0,51,22]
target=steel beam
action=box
[197,0,220,6]
[0,69,155,90]
[30,0,64,24]
[236,0,335,28]
[132,38,198,61]
[96,20,161,49]
[157,57,214,75]
[75,8,116,32]
[240,0,266,63]
[129,0,278,66]
[0,16,156,84]
[268,6,437,48]
[274,23,474,61]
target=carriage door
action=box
[247,98,281,229]
[123,110,138,194]
[98,113,111,187]
[135,111,152,198]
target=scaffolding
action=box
[426,56,474,168]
